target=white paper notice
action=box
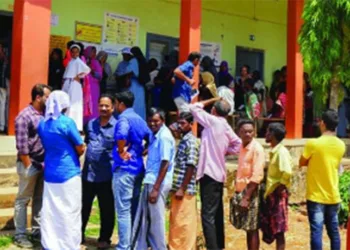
[51,14,59,27]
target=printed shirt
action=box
[245,91,261,119]
[172,61,194,103]
[235,139,265,193]
[15,105,45,170]
[38,115,83,183]
[113,108,151,175]
[189,103,242,183]
[83,116,117,183]
[264,143,293,198]
[303,135,345,204]
[171,131,200,195]
[144,124,176,186]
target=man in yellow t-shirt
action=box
[299,109,345,250]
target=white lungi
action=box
[41,176,82,250]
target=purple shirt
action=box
[189,103,242,183]
[15,105,44,170]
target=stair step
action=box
[0,187,18,209]
[0,167,18,188]
[0,207,31,231]
[0,155,17,169]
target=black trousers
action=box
[200,174,225,250]
[82,180,115,243]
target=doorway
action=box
[0,11,13,134]
[235,46,264,79]
[146,33,178,67]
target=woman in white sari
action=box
[62,44,90,131]
[37,91,85,250]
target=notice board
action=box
[102,12,139,55]
[49,35,71,53]
[75,21,103,44]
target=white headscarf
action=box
[45,90,70,121]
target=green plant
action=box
[0,235,13,249]
[339,171,350,225]
[299,0,350,109]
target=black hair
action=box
[188,52,201,62]
[278,82,286,93]
[241,64,250,73]
[252,70,261,80]
[115,91,134,108]
[213,100,231,117]
[148,107,166,121]
[67,40,75,49]
[322,109,338,132]
[268,123,286,142]
[31,84,52,102]
[99,93,115,105]
[281,65,287,73]
[178,112,193,123]
[148,58,159,71]
[237,119,255,130]
[51,48,63,61]
[244,78,255,88]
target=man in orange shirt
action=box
[230,119,265,250]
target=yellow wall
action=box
[1,0,287,85]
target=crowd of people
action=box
[13,77,347,250]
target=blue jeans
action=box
[307,200,341,250]
[112,169,143,250]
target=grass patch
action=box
[0,235,13,249]
[85,227,100,238]
[88,200,101,226]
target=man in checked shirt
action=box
[168,112,200,250]
[14,84,51,248]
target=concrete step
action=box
[0,167,18,188]
[0,154,17,169]
[0,207,31,231]
[0,187,18,209]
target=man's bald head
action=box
[213,100,231,117]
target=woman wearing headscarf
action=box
[84,46,103,124]
[218,61,234,88]
[116,47,146,119]
[62,44,91,131]
[201,56,219,87]
[154,50,178,112]
[200,71,217,113]
[97,51,113,94]
[48,48,65,90]
[38,91,85,250]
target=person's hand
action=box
[239,197,250,212]
[148,188,159,204]
[119,150,131,161]
[142,148,148,156]
[74,75,80,82]
[175,188,185,200]
[189,79,196,86]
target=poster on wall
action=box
[49,35,71,54]
[200,42,222,66]
[75,21,103,44]
[102,12,139,55]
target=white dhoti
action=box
[41,176,82,250]
[62,79,83,131]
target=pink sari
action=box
[80,55,93,118]
[83,47,102,124]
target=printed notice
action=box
[75,21,103,44]
[102,12,139,54]
[49,35,71,54]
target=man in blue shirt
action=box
[112,91,151,250]
[173,52,201,112]
[132,108,176,250]
[81,94,116,249]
